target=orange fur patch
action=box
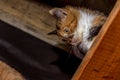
[55,6,80,42]
[92,14,107,27]
[49,6,106,44]
[49,6,107,59]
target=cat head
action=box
[49,6,79,43]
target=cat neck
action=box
[73,9,103,52]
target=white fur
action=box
[72,10,97,52]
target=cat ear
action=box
[49,8,67,22]
[47,30,57,35]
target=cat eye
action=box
[64,28,70,33]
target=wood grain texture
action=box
[0,61,25,80]
[0,0,66,49]
[0,0,116,51]
[72,0,120,80]
[0,0,119,80]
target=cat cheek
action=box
[57,32,64,38]
[63,34,69,38]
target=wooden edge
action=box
[72,0,120,80]
[0,1,64,49]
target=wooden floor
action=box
[0,0,66,49]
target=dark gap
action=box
[0,20,81,80]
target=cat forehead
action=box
[57,17,78,31]
[57,8,79,28]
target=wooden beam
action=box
[72,0,120,80]
[0,0,66,49]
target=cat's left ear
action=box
[47,30,57,35]
[49,8,67,22]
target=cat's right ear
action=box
[49,8,67,22]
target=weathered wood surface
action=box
[0,0,119,80]
[72,0,120,80]
[0,0,66,49]
[0,0,116,50]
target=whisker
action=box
[72,45,84,59]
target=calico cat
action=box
[49,6,107,59]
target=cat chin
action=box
[70,35,82,46]
[70,41,81,46]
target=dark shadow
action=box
[0,20,81,80]
[51,46,81,76]
[26,0,116,15]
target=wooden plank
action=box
[0,61,25,80]
[0,0,66,49]
[0,0,116,51]
[72,0,120,80]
